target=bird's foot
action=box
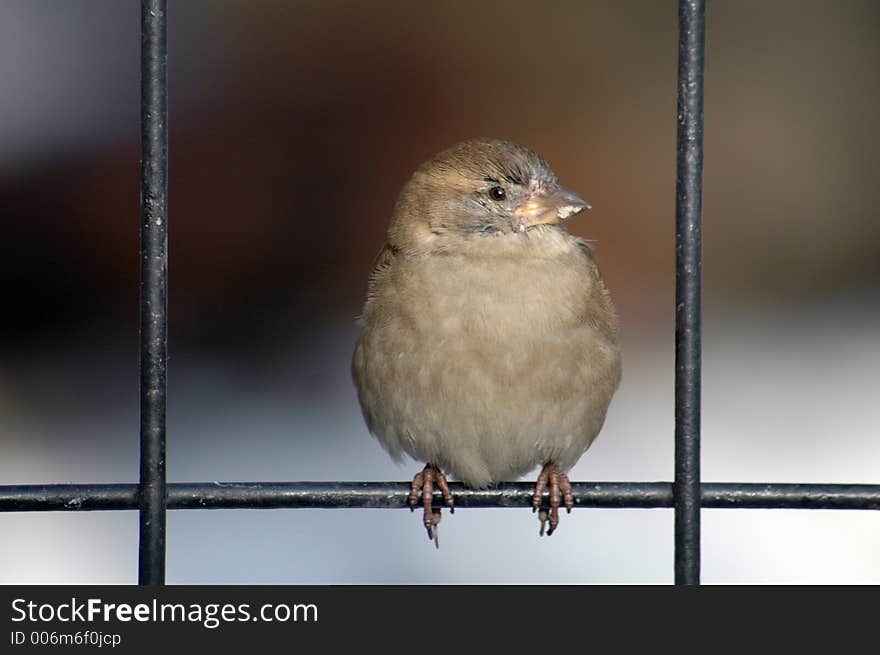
[532,464,573,536]
[409,464,454,547]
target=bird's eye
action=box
[488,186,506,201]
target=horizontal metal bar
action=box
[1,482,879,512]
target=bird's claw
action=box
[538,508,549,536]
[532,464,573,536]
[429,508,442,548]
[409,465,454,547]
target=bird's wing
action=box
[572,237,619,344]
[572,236,597,264]
[365,242,399,302]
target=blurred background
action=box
[1,0,878,584]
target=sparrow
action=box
[352,138,621,544]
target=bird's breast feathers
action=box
[353,228,621,486]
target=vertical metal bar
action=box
[139,0,168,585]
[674,0,705,586]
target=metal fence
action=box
[2,0,878,586]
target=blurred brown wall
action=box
[2,0,878,356]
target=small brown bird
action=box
[352,138,621,543]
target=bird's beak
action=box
[512,186,591,230]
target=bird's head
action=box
[388,138,590,253]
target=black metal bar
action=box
[674,0,706,586]
[3,482,880,512]
[139,0,168,586]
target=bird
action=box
[351,138,621,544]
